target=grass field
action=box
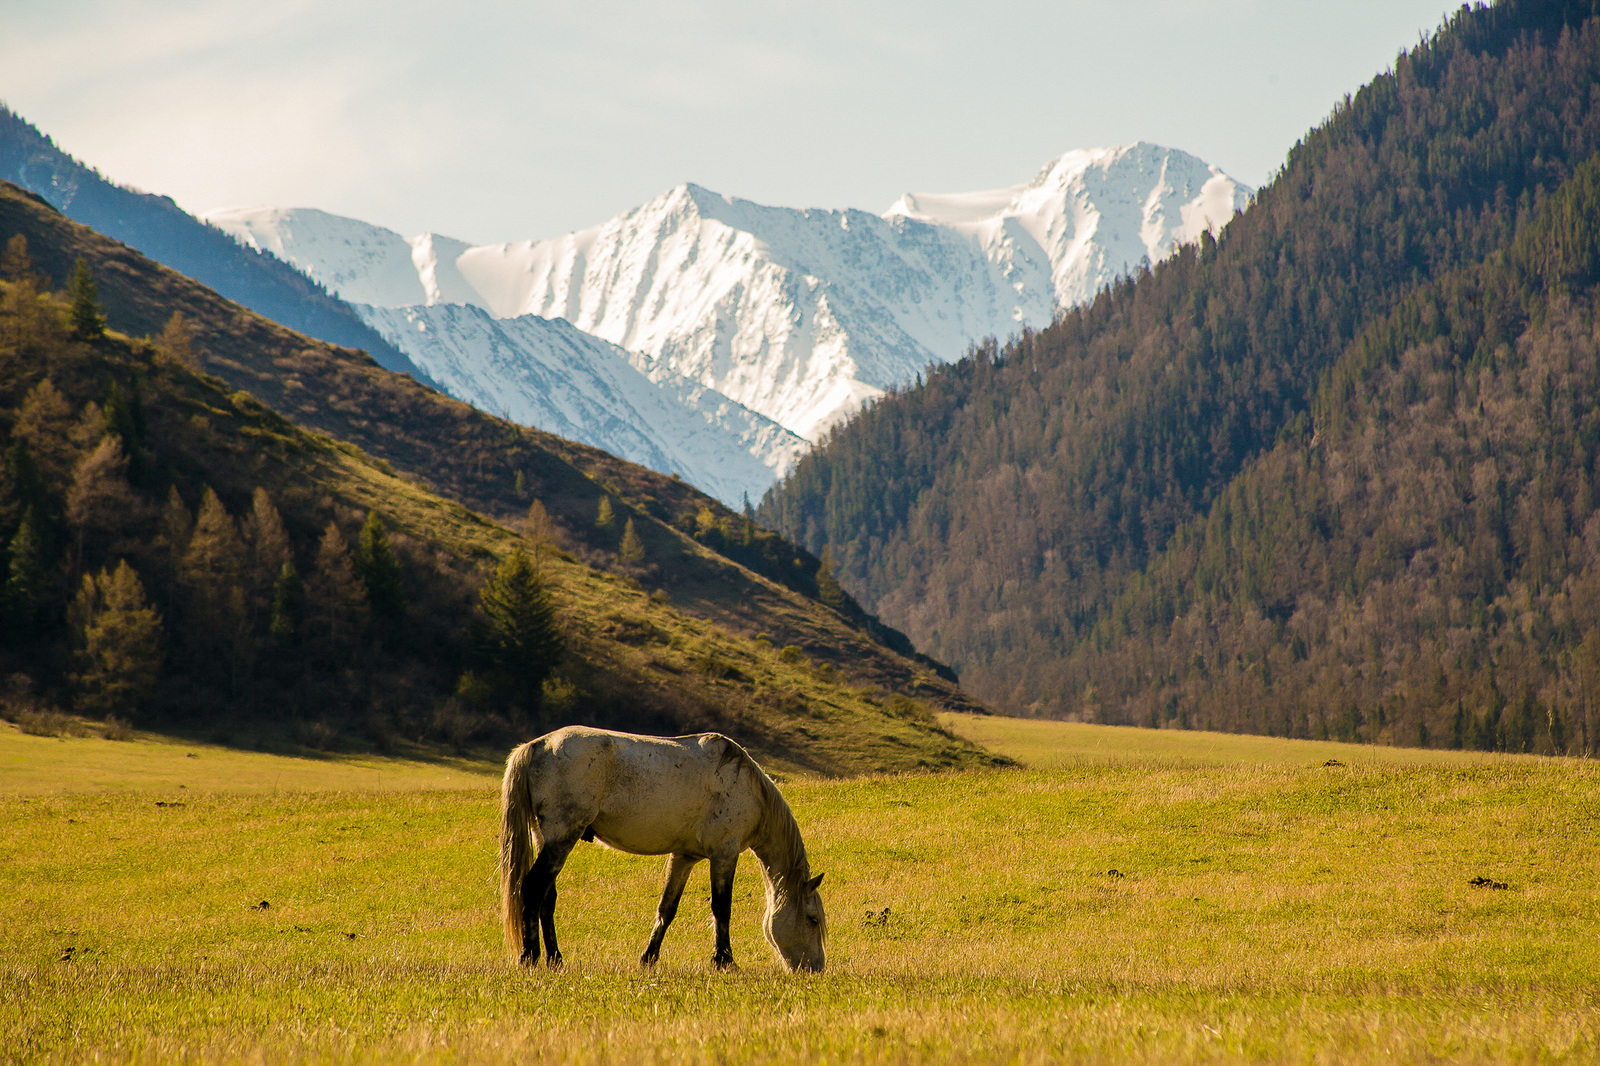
[4,718,1598,1064]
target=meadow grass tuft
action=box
[4,719,1598,1063]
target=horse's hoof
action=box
[640,953,659,969]
[713,957,740,973]
[518,949,538,968]
[546,953,564,970]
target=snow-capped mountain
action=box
[359,302,806,506]
[208,143,1249,490]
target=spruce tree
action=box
[3,439,48,534]
[67,258,105,340]
[2,505,47,643]
[475,548,562,713]
[100,382,144,483]
[354,511,404,620]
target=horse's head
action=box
[765,872,827,972]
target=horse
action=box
[499,725,827,972]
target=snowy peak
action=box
[203,143,1250,493]
[886,142,1251,308]
[208,206,483,310]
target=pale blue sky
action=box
[3,0,1465,244]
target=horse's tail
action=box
[499,740,540,961]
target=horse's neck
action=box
[751,805,809,899]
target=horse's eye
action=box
[807,915,820,925]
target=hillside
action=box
[0,107,429,384]
[1062,155,1600,753]
[0,188,992,775]
[758,0,1600,753]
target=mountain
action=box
[758,0,1600,755]
[207,144,1249,443]
[198,206,805,506]
[0,106,430,384]
[358,304,805,507]
[0,180,993,774]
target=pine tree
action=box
[242,488,292,612]
[65,435,137,568]
[0,234,36,283]
[524,498,555,562]
[354,511,404,620]
[177,487,250,686]
[13,379,79,490]
[2,439,48,536]
[306,521,368,657]
[71,560,163,718]
[816,547,847,610]
[100,381,144,483]
[269,561,303,648]
[2,505,48,644]
[156,312,199,369]
[595,495,615,532]
[474,548,562,713]
[67,258,105,340]
[617,517,645,567]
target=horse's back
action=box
[523,727,758,857]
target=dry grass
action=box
[4,722,1598,1063]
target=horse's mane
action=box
[727,741,810,897]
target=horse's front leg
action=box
[708,854,739,972]
[640,853,699,968]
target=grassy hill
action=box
[5,718,1595,1064]
[0,186,994,775]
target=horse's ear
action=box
[806,873,824,892]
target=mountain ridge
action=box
[207,143,1250,445]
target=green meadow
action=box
[4,718,1598,1064]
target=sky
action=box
[3,0,1466,246]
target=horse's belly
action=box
[588,803,707,856]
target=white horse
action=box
[499,726,827,972]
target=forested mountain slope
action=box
[1073,155,1600,753]
[0,184,987,773]
[759,0,1600,750]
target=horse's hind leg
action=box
[520,836,577,968]
[539,884,561,967]
[708,854,739,972]
[640,853,699,968]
